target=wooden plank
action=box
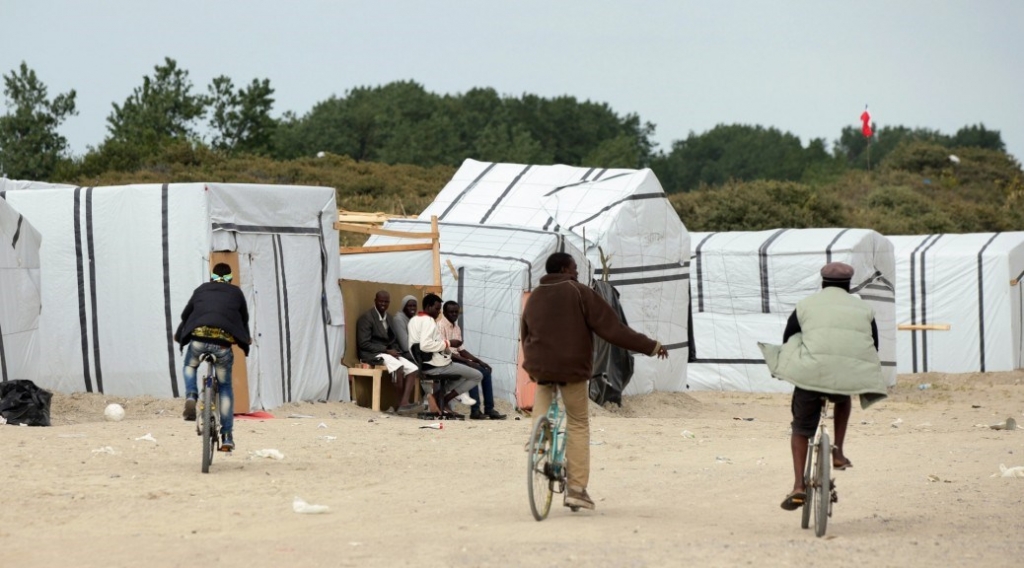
[334,221,436,240]
[897,324,951,331]
[446,258,458,280]
[208,251,250,414]
[431,216,441,289]
[339,242,434,255]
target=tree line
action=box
[2,58,1021,237]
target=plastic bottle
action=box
[918,383,932,390]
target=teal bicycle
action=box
[527,388,579,520]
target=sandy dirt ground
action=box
[3,371,1023,568]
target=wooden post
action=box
[896,324,951,331]
[209,251,250,414]
[431,215,442,290]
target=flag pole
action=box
[866,135,871,171]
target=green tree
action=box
[0,62,77,179]
[651,124,830,193]
[951,123,1004,151]
[208,76,277,155]
[93,57,207,170]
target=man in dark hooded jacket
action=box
[175,262,251,451]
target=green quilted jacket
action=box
[759,287,888,409]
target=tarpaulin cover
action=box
[417,160,690,395]
[0,194,42,383]
[889,232,1024,374]
[0,181,346,409]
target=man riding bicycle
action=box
[759,262,888,511]
[521,252,668,511]
[175,262,251,451]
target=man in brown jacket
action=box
[521,252,668,510]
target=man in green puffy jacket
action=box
[758,262,888,511]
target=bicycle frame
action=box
[545,390,568,491]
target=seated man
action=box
[355,290,419,414]
[758,262,888,512]
[407,293,482,418]
[437,300,506,420]
[392,295,418,360]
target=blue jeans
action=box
[467,364,494,413]
[183,341,234,434]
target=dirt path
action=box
[3,371,1022,567]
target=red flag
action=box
[860,107,873,138]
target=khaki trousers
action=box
[532,380,590,490]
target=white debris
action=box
[252,449,285,460]
[998,464,1024,478]
[293,496,329,514]
[92,446,117,455]
[134,433,157,442]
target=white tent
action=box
[890,232,1024,374]
[339,219,590,404]
[0,194,42,383]
[416,159,690,395]
[0,181,346,409]
[688,229,897,392]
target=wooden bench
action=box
[347,362,421,411]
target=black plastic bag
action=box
[589,281,635,407]
[0,380,53,426]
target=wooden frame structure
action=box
[335,211,442,410]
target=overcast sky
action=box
[2,0,1022,161]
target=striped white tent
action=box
[0,181,346,409]
[0,194,42,383]
[339,220,590,404]
[688,229,896,392]
[416,160,690,395]
[890,233,1024,374]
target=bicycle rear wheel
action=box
[527,416,554,521]
[201,381,216,473]
[800,441,814,529]
[813,431,831,537]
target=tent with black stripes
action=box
[688,229,897,392]
[415,159,690,395]
[0,181,346,410]
[339,219,591,405]
[0,194,42,384]
[890,232,1024,374]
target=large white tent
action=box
[890,232,1024,374]
[0,194,42,383]
[0,181,346,409]
[339,219,590,404]
[416,159,689,395]
[688,229,897,392]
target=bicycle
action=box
[801,399,838,537]
[196,353,223,473]
[526,387,580,521]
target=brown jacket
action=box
[521,274,660,383]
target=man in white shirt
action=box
[407,293,482,418]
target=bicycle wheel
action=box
[527,416,554,521]
[800,440,814,529]
[813,431,831,537]
[201,381,215,473]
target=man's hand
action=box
[656,346,669,359]
[386,349,400,358]
[449,339,463,349]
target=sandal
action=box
[832,447,853,470]
[780,491,806,511]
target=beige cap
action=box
[821,262,855,282]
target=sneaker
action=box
[485,408,507,420]
[456,392,476,406]
[220,432,234,452]
[182,398,196,421]
[565,487,595,510]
